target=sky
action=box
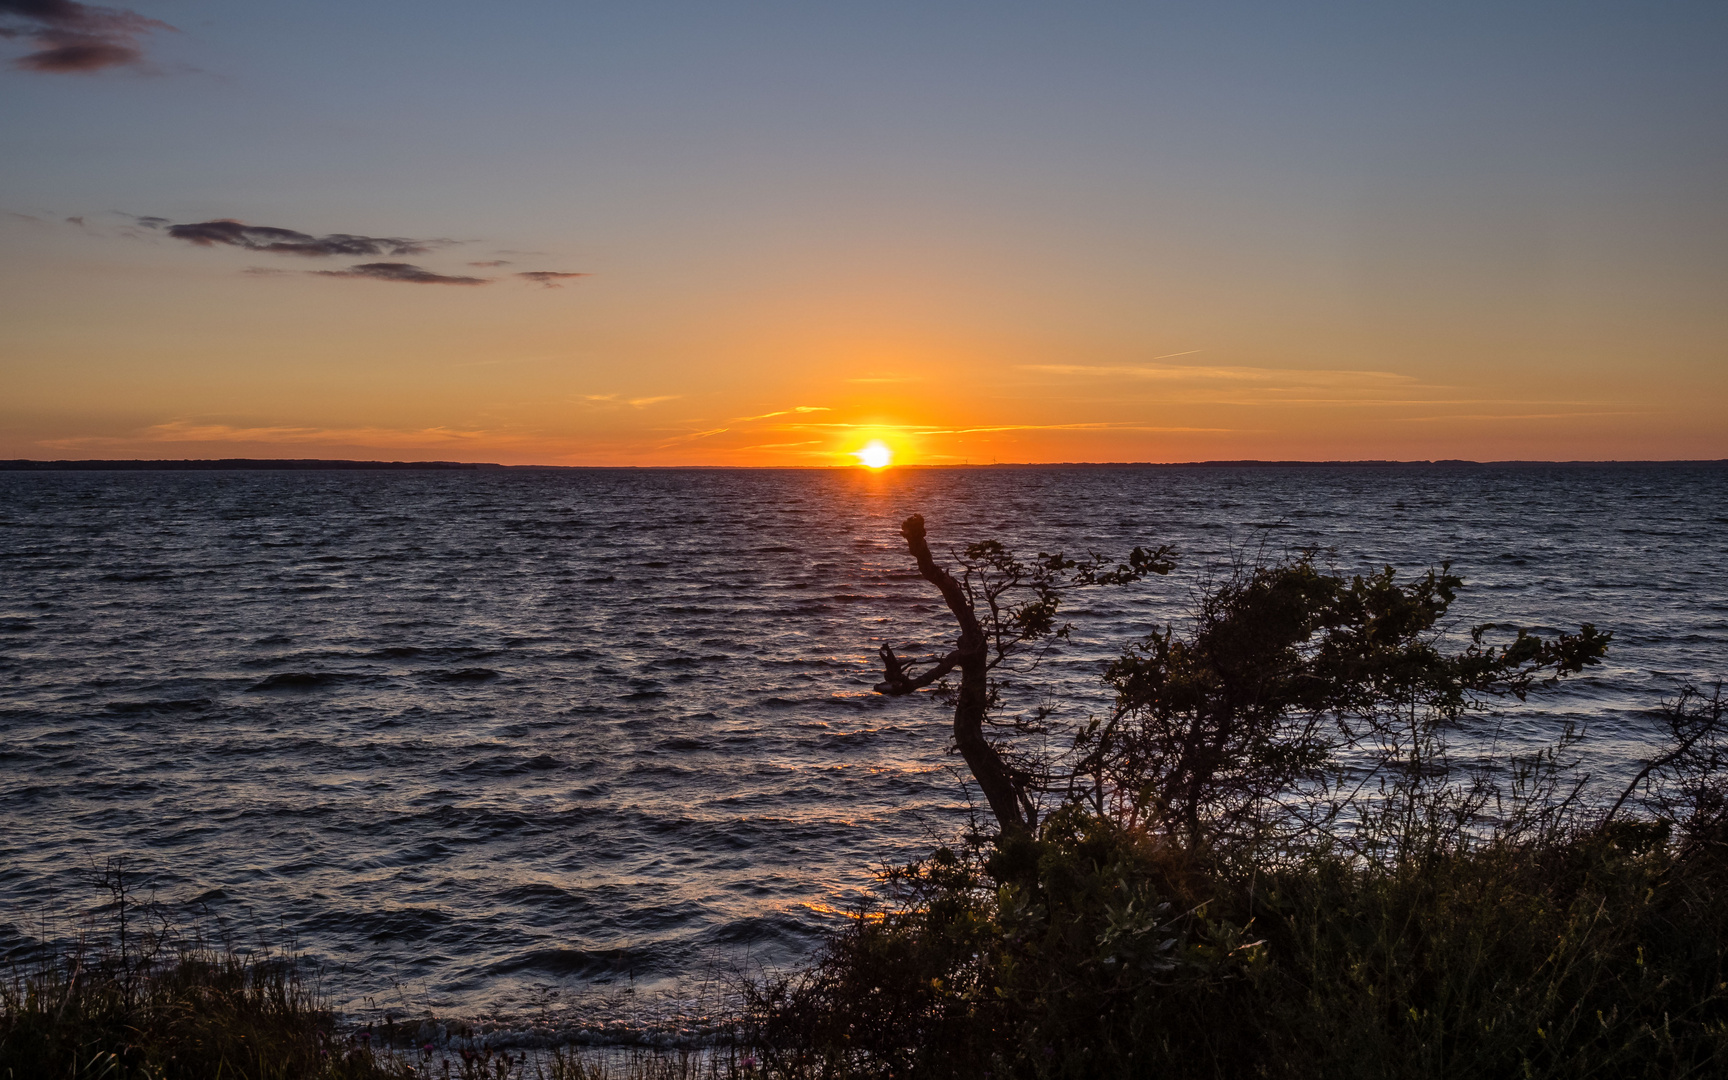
[2,0,1724,466]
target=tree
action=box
[874,515,1608,845]
[874,514,1174,835]
[1081,555,1610,848]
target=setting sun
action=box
[857,441,892,469]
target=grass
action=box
[0,861,746,1080]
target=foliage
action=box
[1076,554,1608,847]
[875,515,1175,833]
[749,532,1724,1078]
[747,763,1728,1079]
[948,539,1178,665]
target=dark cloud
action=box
[150,218,438,258]
[0,0,170,73]
[517,271,590,288]
[314,262,490,286]
[469,259,511,267]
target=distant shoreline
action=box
[2,457,1725,472]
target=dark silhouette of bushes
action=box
[0,860,414,1078]
[744,517,1728,1078]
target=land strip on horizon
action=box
[5,459,1727,472]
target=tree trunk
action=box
[889,515,1032,836]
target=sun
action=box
[856,440,892,469]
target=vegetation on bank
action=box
[0,861,730,1079]
[741,520,1728,1077]
[745,751,1728,1077]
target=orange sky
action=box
[3,2,1724,465]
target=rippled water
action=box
[2,465,1724,1032]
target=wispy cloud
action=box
[1016,361,1624,418]
[313,262,489,285]
[658,426,731,446]
[730,405,831,422]
[582,394,679,408]
[919,421,1230,435]
[1018,363,1415,388]
[127,217,589,287]
[1013,361,1460,408]
[0,0,170,73]
[145,217,441,258]
[39,421,491,452]
[726,419,1224,435]
[516,270,590,288]
[1393,410,1647,423]
[149,421,488,445]
[654,410,1227,452]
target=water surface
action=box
[1,465,1723,1033]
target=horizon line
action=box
[5,457,1727,472]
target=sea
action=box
[1,464,1724,1043]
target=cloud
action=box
[516,270,589,288]
[1016,363,1414,386]
[658,426,730,446]
[147,422,488,445]
[39,421,491,451]
[313,262,489,285]
[582,394,679,408]
[731,406,831,423]
[656,406,835,448]
[1393,410,1643,423]
[130,218,588,288]
[0,0,171,73]
[145,217,440,258]
[917,422,1230,435]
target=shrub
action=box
[746,521,1727,1078]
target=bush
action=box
[747,806,1728,1078]
[0,861,410,1079]
[746,524,1728,1078]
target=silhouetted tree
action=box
[874,514,1175,834]
[876,515,1608,845]
[1080,555,1610,848]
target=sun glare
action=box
[857,441,892,469]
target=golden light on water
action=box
[856,441,892,469]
